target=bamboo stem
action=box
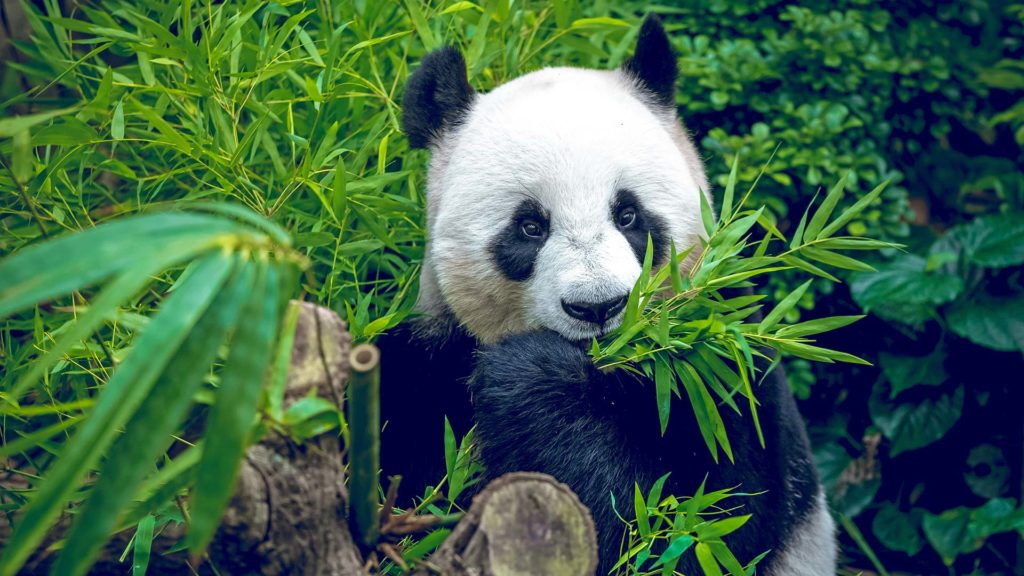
[347,343,381,549]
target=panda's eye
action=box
[616,206,637,229]
[520,219,545,239]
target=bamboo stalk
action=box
[347,343,381,549]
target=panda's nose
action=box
[561,294,629,325]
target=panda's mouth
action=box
[550,315,625,343]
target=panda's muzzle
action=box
[561,294,629,325]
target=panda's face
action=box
[404,18,710,344]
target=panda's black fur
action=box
[380,15,827,574]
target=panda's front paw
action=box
[474,330,593,390]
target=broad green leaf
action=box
[922,507,976,565]
[849,254,963,325]
[937,214,1024,269]
[878,347,947,398]
[870,383,964,456]
[872,504,924,556]
[189,260,281,557]
[946,293,1024,352]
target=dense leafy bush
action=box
[0,0,1021,574]
[658,1,1024,574]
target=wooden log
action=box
[418,472,598,576]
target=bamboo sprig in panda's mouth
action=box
[590,155,899,463]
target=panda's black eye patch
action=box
[490,199,549,282]
[612,189,668,265]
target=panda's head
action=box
[404,15,710,344]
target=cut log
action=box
[418,472,598,576]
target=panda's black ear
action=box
[622,14,677,108]
[403,47,476,149]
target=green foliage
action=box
[611,475,765,576]
[593,165,891,463]
[0,209,300,575]
[0,0,1021,574]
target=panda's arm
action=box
[376,321,476,504]
[469,330,655,558]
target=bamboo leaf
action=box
[634,483,650,538]
[804,174,847,241]
[0,212,245,320]
[0,253,235,576]
[695,542,724,576]
[131,515,155,576]
[719,154,740,222]
[801,247,877,271]
[52,254,251,576]
[758,279,813,335]
[189,260,280,557]
[654,357,672,436]
[818,180,889,239]
[776,315,864,338]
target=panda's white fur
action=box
[418,66,710,343]
[388,15,838,575]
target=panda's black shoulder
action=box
[377,318,477,501]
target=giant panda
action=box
[377,15,836,575]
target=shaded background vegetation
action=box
[0,0,1021,574]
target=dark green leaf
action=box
[946,293,1024,352]
[872,504,924,556]
[870,383,964,456]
